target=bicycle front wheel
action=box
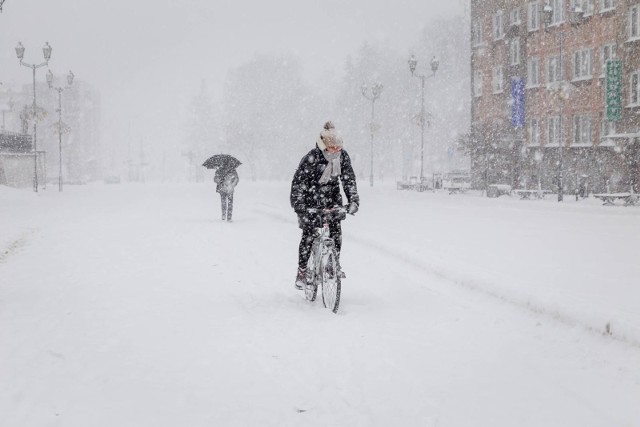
[305,250,318,302]
[321,249,341,313]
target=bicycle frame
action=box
[309,223,336,275]
[304,207,345,312]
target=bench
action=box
[396,181,413,190]
[592,193,639,206]
[397,177,431,192]
[512,189,552,200]
[487,184,512,198]
[443,186,468,195]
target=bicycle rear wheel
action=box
[305,250,318,301]
[321,249,341,313]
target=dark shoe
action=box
[295,268,306,290]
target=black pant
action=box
[220,191,234,220]
[298,221,342,269]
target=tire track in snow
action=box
[0,229,37,264]
[252,205,640,349]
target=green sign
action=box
[606,60,622,122]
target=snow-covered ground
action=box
[1,181,639,427]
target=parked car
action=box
[442,170,471,193]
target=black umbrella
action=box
[202,154,242,170]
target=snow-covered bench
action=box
[512,189,552,200]
[397,177,431,192]
[486,184,512,198]
[592,193,639,206]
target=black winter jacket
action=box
[215,168,239,194]
[290,146,359,228]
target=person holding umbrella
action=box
[214,166,239,221]
[203,154,241,222]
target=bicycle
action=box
[303,207,348,313]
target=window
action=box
[510,8,521,25]
[474,70,484,97]
[602,115,616,136]
[528,1,540,30]
[630,4,640,38]
[573,0,594,16]
[472,19,484,45]
[529,118,541,145]
[548,116,561,145]
[528,57,541,86]
[494,10,505,39]
[548,55,563,83]
[601,43,617,76]
[573,115,592,145]
[573,48,593,79]
[493,66,504,93]
[550,0,565,25]
[510,38,521,65]
[630,71,640,105]
[600,0,614,12]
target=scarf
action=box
[319,150,342,184]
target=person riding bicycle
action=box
[290,121,359,290]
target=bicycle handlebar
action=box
[307,206,349,215]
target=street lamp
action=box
[408,54,439,187]
[361,82,383,187]
[47,69,74,192]
[16,41,52,192]
[542,5,584,202]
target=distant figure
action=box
[214,167,239,221]
[577,175,588,199]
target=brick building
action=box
[470,0,640,194]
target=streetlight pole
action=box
[361,82,383,187]
[558,34,564,202]
[47,70,74,192]
[15,41,52,192]
[408,55,439,186]
[543,5,583,202]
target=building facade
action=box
[470,0,640,193]
[0,78,101,187]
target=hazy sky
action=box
[1,0,463,149]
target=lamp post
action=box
[47,70,74,192]
[361,82,383,187]
[16,41,52,192]
[408,54,439,185]
[542,5,583,202]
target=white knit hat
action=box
[318,121,343,150]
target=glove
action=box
[348,202,359,215]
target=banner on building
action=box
[606,60,622,122]
[511,78,525,129]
